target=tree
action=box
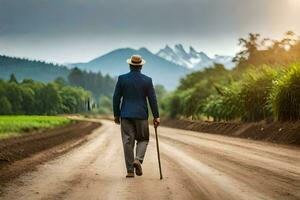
[68,67,115,99]
[54,77,67,87]
[98,96,113,114]
[35,83,62,115]
[60,86,90,113]
[20,87,35,114]
[0,96,12,114]
[6,83,23,114]
[234,31,300,71]
[68,67,85,88]
[233,33,261,70]
[9,73,18,83]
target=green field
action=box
[0,116,72,139]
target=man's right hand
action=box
[153,118,160,128]
[114,117,120,125]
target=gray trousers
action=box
[120,118,149,173]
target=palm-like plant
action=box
[239,66,277,121]
[271,64,300,121]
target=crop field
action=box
[0,116,72,139]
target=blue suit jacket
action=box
[113,69,159,119]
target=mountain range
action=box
[71,47,190,90]
[156,44,234,70]
[0,45,235,90]
[71,45,234,89]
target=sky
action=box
[0,0,300,63]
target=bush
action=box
[203,83,242,121]
[239,67,277,121]
[220,84,243,120]
[202,95,223,121]
[271,64,300,121]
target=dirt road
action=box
[1,120,300,200]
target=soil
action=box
[0,120,101,185]
[0,120,299,200]
[162,119,300,145]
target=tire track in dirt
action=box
[158,134,299,200]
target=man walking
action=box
[113,55,160,178]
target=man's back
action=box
[113,54,160,178]
[113,69,159,120]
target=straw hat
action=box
[127,55,146,66]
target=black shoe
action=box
[133,159,143,176]
[126,172,135,178]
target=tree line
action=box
[0,55,69,82]
[161,32,300,122]
[0,58,117,115]
[67,67,116,114]
[0,55,116,100]
[0,74,91,115]
[68,67,115,99]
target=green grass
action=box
[0,115,72,139]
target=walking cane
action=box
[154,126,163,180]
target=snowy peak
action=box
[158,45,175,56]
[174,44,190,60]
[157,45,194,68]
[189,46,199,58]
[157,44,234,70]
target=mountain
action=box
[71,47,190,90]
[0,55,69,82]
[157,44,235,70]
[0,46,233,90]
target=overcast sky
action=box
[0,0,299,63]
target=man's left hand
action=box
[153,118,160,128]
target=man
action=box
[113,55,160,178]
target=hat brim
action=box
[127,59,146,66]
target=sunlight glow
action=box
[289,0,300,6]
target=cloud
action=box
[0,0,299,62]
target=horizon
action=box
[1,45,235,65]
[1,0,300,63]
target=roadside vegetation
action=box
[0,115,71,139]
[161,31,300,122]
[0,56,116,115]
[0,76,91,115]
[1,32,299,123]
